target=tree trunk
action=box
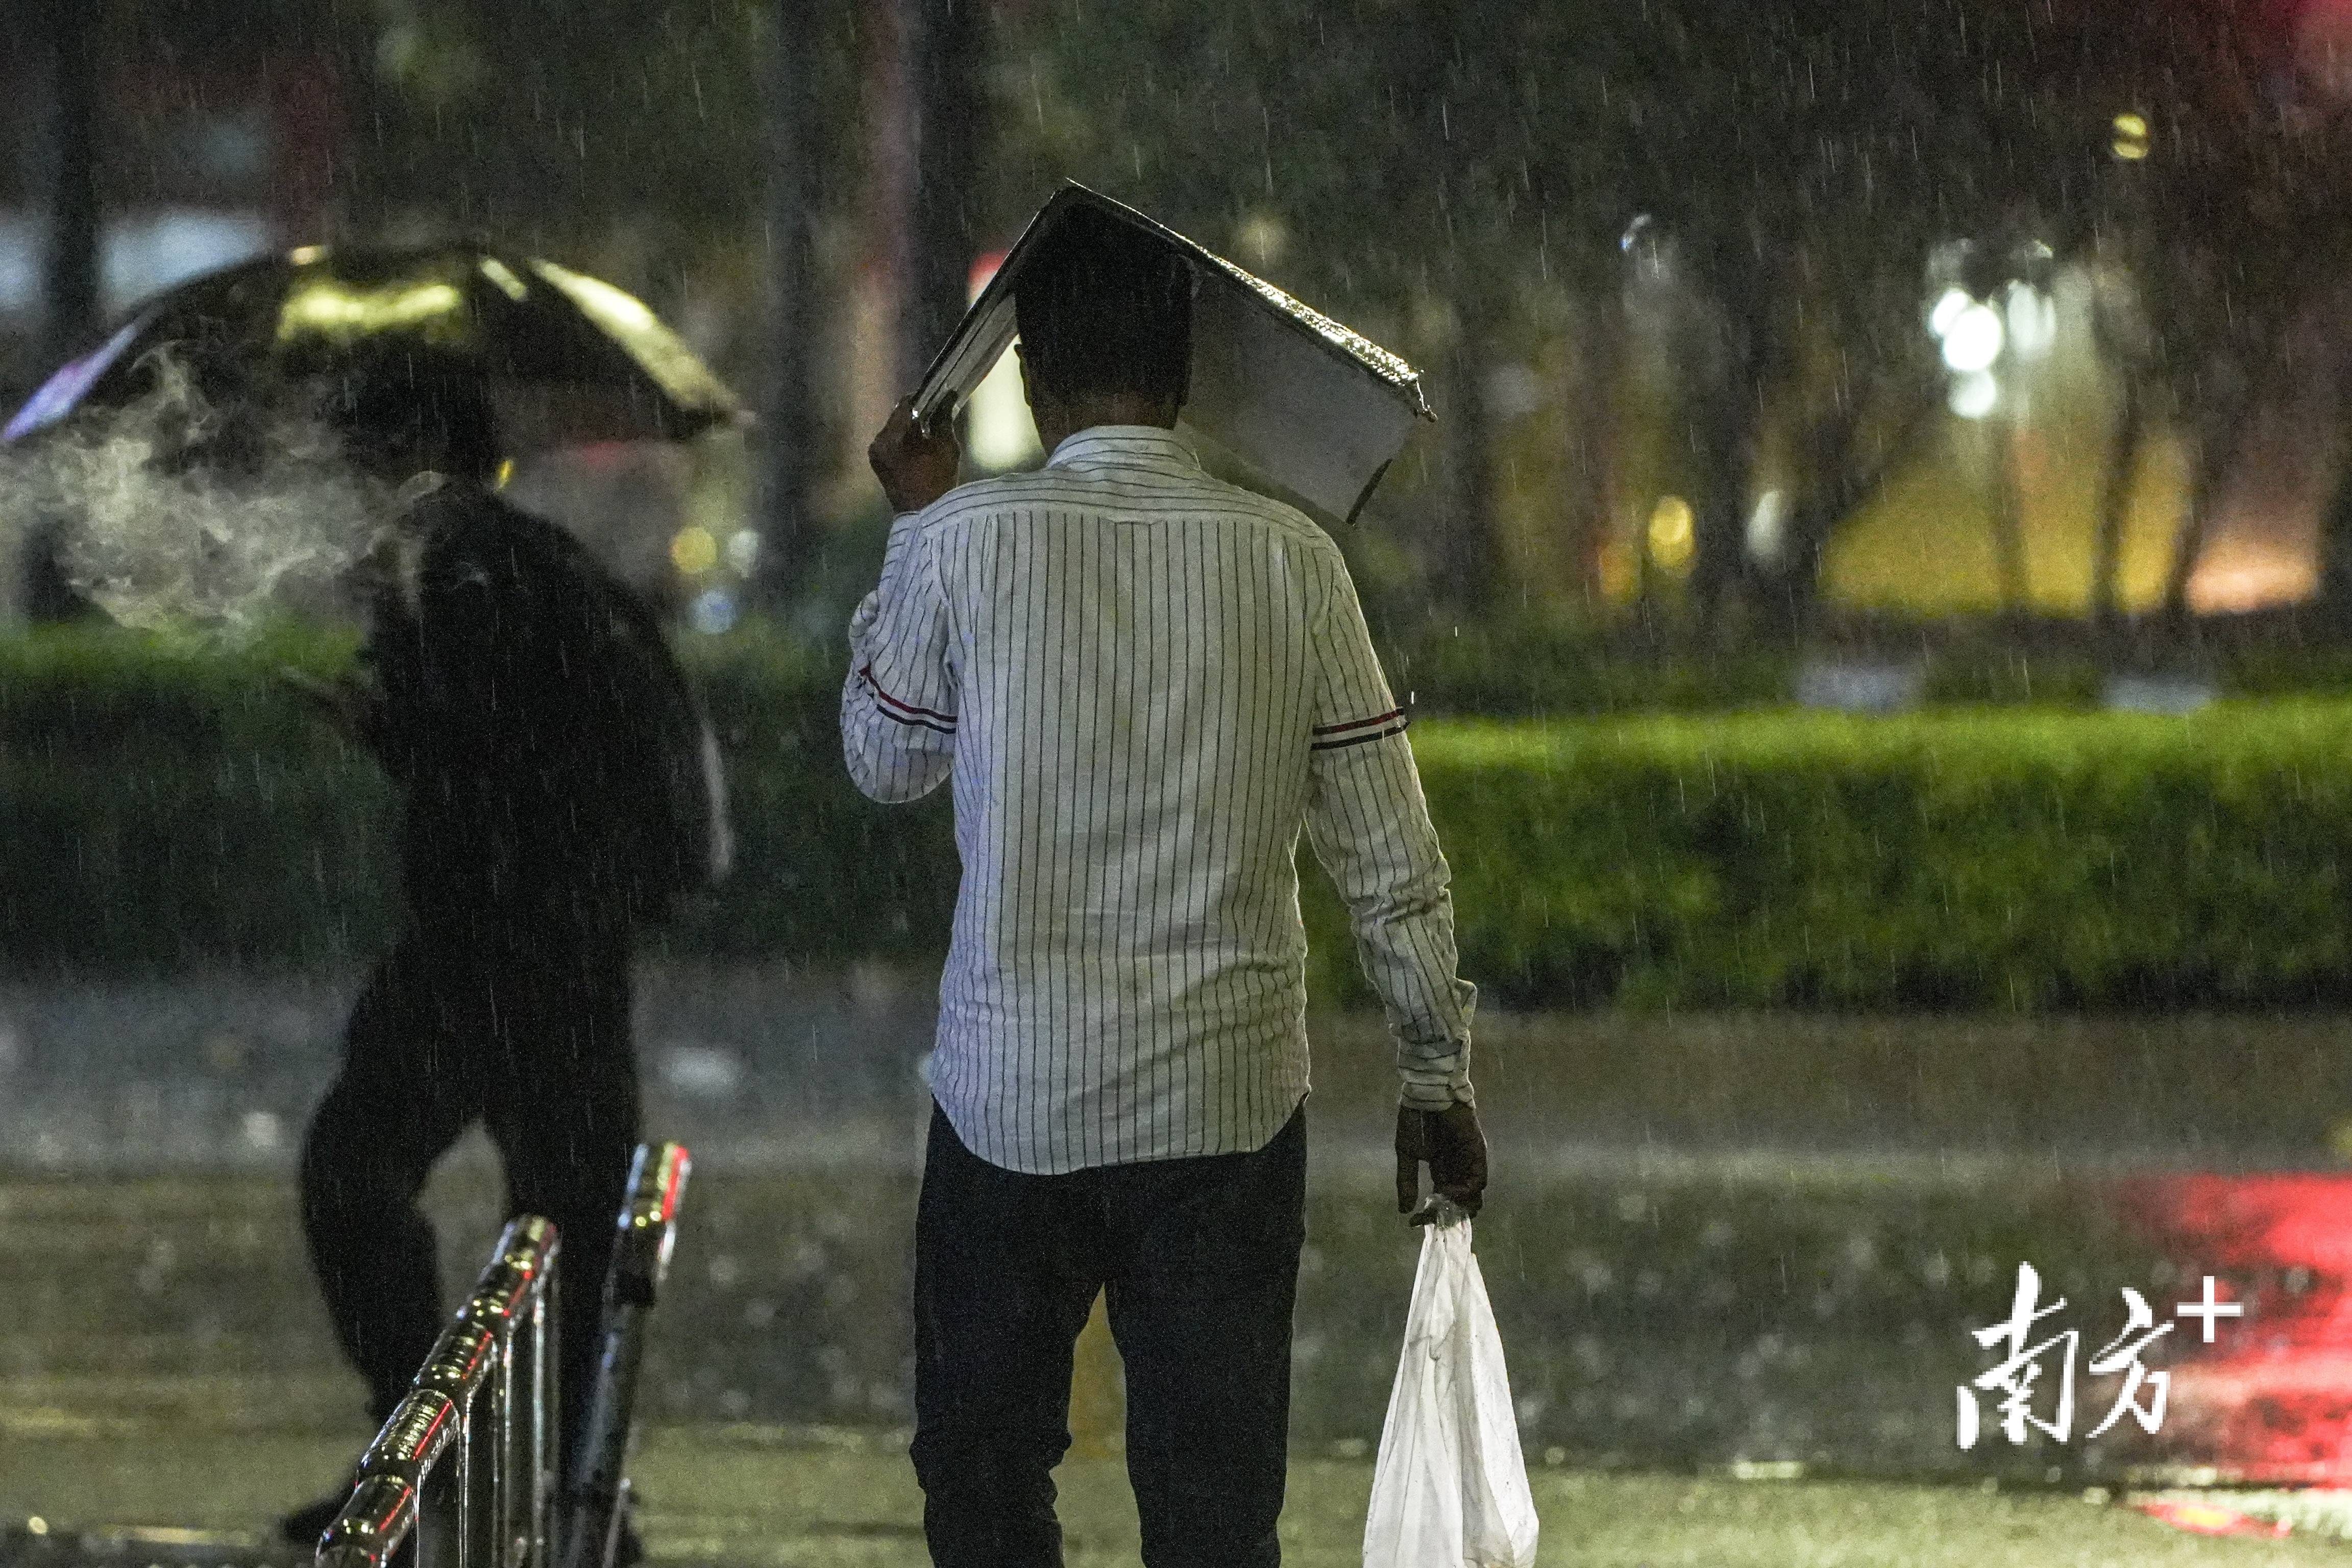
[1758,398,1864,643]
[1759,376,1942,642]
[36,0,100,376]
[1988,402,2029,615]
[2319,369,2352,621]
[1681,248,1768,641]
[2160,401,2245,634]
[18,2,101,623]
[1560,288,1621,603]
[1686,362,1754,636]
[754,1,824,602]
[2321,454,2352,623]
[2090,370,2146,635]
[899,0,985,392]
[1435,293,1500,615]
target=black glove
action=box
[1395,1101,1487,1223]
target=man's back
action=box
[847,427,1453,1174]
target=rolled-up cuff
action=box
[1398,1063,1474,1112]
[847,589,881,649]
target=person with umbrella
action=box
[276,360,726,1554]
[6,242,737,1554]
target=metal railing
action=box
[315,1141,690,1568]
[560,1142,692,1568]
[316,1215,558,1568]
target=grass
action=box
[1413,695,2352,771]
[6,1425,2350,1567]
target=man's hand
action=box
[1396,1101,1487,1223]
[869,395,962,514]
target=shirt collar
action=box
[1044,425,1200,475]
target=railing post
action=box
[559,1142,692,1568]
[316,1389,460,1568]
[318,1216,560,1568]
[510,1260,555,1568]
[317,1144,683,1568]
[526,1247,556,1568]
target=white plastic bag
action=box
[1363,1211,1540,1568]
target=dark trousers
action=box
[911,1100,1307,1568]
[298,914,640,1475]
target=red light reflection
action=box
[2121,1174,2352,1482]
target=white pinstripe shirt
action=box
[842,426,1475,1174]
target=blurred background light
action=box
[1927,286,1973,339]
[1948,370,2000,420]
[1747,488,1788,563]
[1647,495,1696,573]
[1940,303,2005,373]
[670,524,719,576]
[964,251,1043,471]
[2004,284,2057,361]
[2113,111,2151,160]
[688,586,738,634]
[725,528,762,576]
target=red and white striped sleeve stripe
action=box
[859,664,957,735]
[1309,705,1408,750]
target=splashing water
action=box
[2,354,390,634]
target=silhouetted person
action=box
[282,369,723,1550]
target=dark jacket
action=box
[359,482,721,926]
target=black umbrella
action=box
[5,241,742,448]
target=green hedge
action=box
[1394,707,2352,1010]
[7,625,2352,1009]
[0,622,965,975]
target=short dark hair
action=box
[1013,207,1193,409]
[325,362,502,482]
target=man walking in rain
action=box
[282,368,719,1552]
[846,208,1488,1567]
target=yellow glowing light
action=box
[276,280,466,343]
[529,258,733,409]
[2113,112,2150,160]
[1647,496,1696,573]
[287,245,327,266]
[2171,1504,2238,1531]
[494,458,515,489]
[478,256,530,301]
[27,1519,48,1537]
[670,525,719,576]
[969,335,1043,470]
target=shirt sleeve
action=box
[842,509,958,803]
[1299,554,1478,1111]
